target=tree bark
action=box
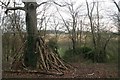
[24,2,38,69]
[4,1,70,71]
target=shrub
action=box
[63,46,107,63]
[47,38,58,53]
[62,48,82,62]
[63,46,93,62]
[79,46,92,53]
[78,46,94,61]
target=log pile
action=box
[10,36,73,75]
[35,37,68,71]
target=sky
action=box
[40,0,119,32]
[0,0,120,32]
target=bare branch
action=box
[27,0,66,8]
[6,0,10,6]
[0,0,10,7]
[37,1,48,7]
[0,1,7,7]
[86,0,90,16]
[103,34,112,50]
[86,0,95,17]
[53,1,66,7]
[112,0,120,12]
[5,7,25,14]
[90,2,95,16]
[56,7,70,33]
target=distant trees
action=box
[1,7,25,62]
[37,3,52,39]
[57,1,82,52]
[86,0,113,62]
[86,0,96,50]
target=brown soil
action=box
[2,63,118,79]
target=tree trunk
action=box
[24,2,38,69]
[4,1,71,73]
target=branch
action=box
[56,7,70,33]
[5,7,25,14]
[86,0,90,16]
[90,2,95,16]
[37,1,66,7]
[37,1,48,7]
[0,1,7,7]
[53,1,66,7]
[0,0,10,8]
[103,34,112,51]
[113,0,120,12]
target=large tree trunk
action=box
[5,2,71,73]
[24,2,38,69]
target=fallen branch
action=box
[4,70,64,76]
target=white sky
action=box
[0,0,120,32]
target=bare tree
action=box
[1,0,70,73]
[57,1,82,52]
[1,1,25,63]
[37,4,52,37]
[86,0,113,62]
[86,0,96,50]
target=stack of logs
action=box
[35,37,69,71]
[10,37,73,75]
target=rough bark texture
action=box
[24,2,38,69]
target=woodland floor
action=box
[2,63,118,79]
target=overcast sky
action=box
[0,0,119,32]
